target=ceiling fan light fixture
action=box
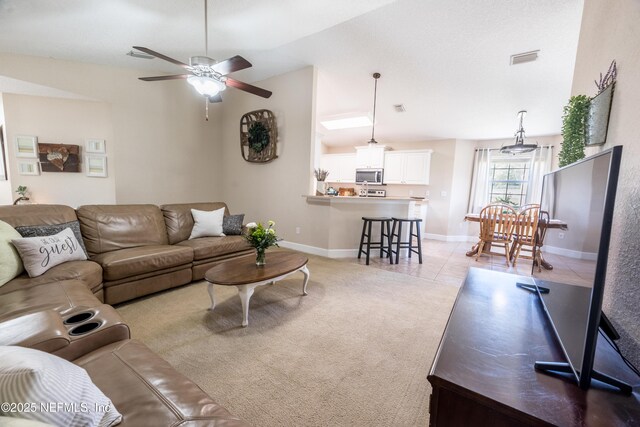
[500,110,538,154]
[187,75,225,97]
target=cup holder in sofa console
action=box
[69,322,102,336]
[64,311,95,325]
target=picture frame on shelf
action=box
[17,160,40,176]
[85,155,107,177]
[15,135,38,158]
[85,138,106,154]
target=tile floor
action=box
[349,239,589,288]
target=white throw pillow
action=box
[11,227,87,278]
[0,346,122,427]
[0,220,24,287]
[189,208,225,239]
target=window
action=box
[488,157,530,207]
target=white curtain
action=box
[526,146,553,205]
[467,148,492,214]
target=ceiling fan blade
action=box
[138,74,191,81]
[208,94,223,103]
[225,78,272,98]
[212,55,252,76]
[132,46,189,69]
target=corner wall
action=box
[220,67,324,248]
[570,0,640,365]
[0,53,223,206]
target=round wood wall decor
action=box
[240,109,278,163]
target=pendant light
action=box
[500,110,538,154]
[368,73,381,144]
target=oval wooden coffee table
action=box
[204,251,310,327]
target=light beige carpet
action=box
[116,252,459,427]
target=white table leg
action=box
[237,284,256,327]
[207,282,216,311]
[301,265,310,296]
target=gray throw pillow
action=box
[15,220,87,256]
[223,214,245,235]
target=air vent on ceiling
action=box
[394,104,406,113]
[510,50,540,65]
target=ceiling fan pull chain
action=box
[205,98,209,121]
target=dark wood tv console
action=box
[427,268,640,426]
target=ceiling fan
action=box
[133,0,272,119]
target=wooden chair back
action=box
[515,205,540,245]
[478,204,517,242]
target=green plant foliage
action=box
[248,122,270,153]
[559,95,590,167]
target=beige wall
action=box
[570,0,640,364]
[0,53,223,206]
[0,93,11,205]
[2,94,116,206]
[220,67,321,247]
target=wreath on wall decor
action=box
[240,109,278,163]
[248,122,270,153]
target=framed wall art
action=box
[239,109,278,163]
[15,135,38,158]
[85,138,106,154]
[17,160,40,176]
[38,143,80,172]
[85,155,107,177]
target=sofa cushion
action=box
[92,245,194,281]
[0,220,23,287]
[77,205,169,257]
[1,260,103,295]
[15,219,88,256]
[189,207,225,239]
[12,228,87,277]
[0,204,78,228]
[177,235,252,261]
[0,280,100,321]
[161,202,230,244]
[0,346,122,427]
[74,339,249,427]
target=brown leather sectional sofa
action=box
[0,202,253,426]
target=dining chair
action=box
[512,205,540,267]
[532,210,550,272]
[476,204,517,266]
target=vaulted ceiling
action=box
[0,0,584,146]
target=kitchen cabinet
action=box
[355,145,386,169]
[383,150,432,185]
[320,153,357,183]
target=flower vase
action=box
[255,248,266,266]
[316,181,326,196]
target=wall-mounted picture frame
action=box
[17,160,40,176]
[85,155,107,177]
[38,143,80,172]
[15,135,38,158]
[85,138,106,154]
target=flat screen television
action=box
[527,145,630,393]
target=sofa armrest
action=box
[0,310,70,353]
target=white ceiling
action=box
[0,0,584,146]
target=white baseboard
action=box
[425,233,476,243]
[543,245,598,261]
[278,241,329,257]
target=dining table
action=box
[463,213,568,270]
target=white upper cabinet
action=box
[320,153,357,183]
[383,149,432,185]
[355,145,386,169]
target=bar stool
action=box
[358,217,392,265]
[389,217,423,264]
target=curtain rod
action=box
[474,145,554,152]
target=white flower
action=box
[268,220,275,227]
[268,228,276,235]
[246,222,257,229]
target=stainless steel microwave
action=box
[355,168,384,185]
